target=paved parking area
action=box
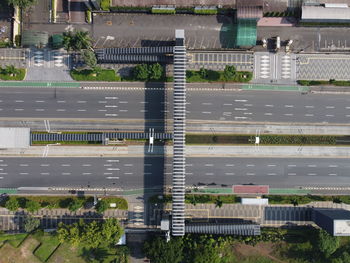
[254,52,297,83]
[92,13,235,49]
[0,48,27,68]
[297,53,350,80]
[187,52,254,71]
[23,0,50,26]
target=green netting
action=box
[235,19,257,47]
[22,31,49,47]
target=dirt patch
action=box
[235,243,287,263]
[0,237,41,263]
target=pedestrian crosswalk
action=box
[259,55,270,79]
[30,49,68,68]
[129,204,144,226]
[281,55,291,79]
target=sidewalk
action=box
[2,145,350,158]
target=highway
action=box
[0,88,350,124]
[1,157,350,189]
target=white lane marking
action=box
[57,109,66,112]
[205,164,213,167]
[305,114,314,117]
[202,102,212,105]
[106,177,120,179]
[307,164,316,167]
[202,111,212,114]
[305,105,314,108]
[98,101,107,103]
[326,114,334,117]
[268,164,276,167]
[15,100,24,103]
[77,109,86,112]
[20,164,28,167]
[246,164,255,167]
[119,109,128,112]
[223,103,233,106]
[268,173,277,175]
[82,164,91,167]
[185,173,193,175]
[284,113,293,116]
[329,173,337,176]
[264,113,273,115]
[246,173,255,175]
[104,164,112,167]
[107,168,120,171]
[119,101,128,104]
[105,114,118,116]
[104,172,113,175]
[77,101,87,103]
[0,177,3,179]
[62,172,71,175]
[346,115,350,117]
[265,104,274,107]
[61,164,71,167]
[98,109,107,112]
[234,108,247,111]
[140,101,148,104]
[235,99,247,102]
[186,164,193,167]
[225,172,235,175]
[244,104,253,106]
[308,173,316,176]
[15,108,24,111]
[83,173,91,175]
[105,97,118,99]
[288,173,296,175]
[225,164,235,167]
[329,165,338,167]
[107,160,119,162]
[285,105,294,108]
[20,172,28,175]
[235,117,247,119]
[0,164,8,167]
[124,172,133,175]
[105,105,118,108]
[205,172,214,175]
[40,172,50,175]
[35,109,45,111]
[40,164,50,167]
[326,106,335,109]
[35,100,45,103]
[124,164,133,167]
[140,110,148,113]
[57,100,66,103]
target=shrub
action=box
[149,63,163,80]
[24,216,40,233]
[26,200,41,213]
[133,64,149,80]
[100,0,110,11]
[151,9,176,14]
[70,69,121,81]
[194,9,218,15]
[5,198,19,211]
[68,198,85,212]
[95,199,108,213]
[223,65,236,80]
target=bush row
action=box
[70,68,121,81]
[193,9,218,15]
[259,135,337,145]
[298,79,350,87]
[151,9,176,14]
[186,67,253,83]
[1,195,128,212]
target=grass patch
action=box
[0,69,26,80]
[102,197,128,210]
[70,69,121,81]
[0,233,28,248]
[186,69,252,83]
[33,231,60,262]
[263,194,350,205]
[100,0,110,11]
[86,10,92,23]
[151,8,176,14]
[0,40,12,48]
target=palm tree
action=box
[63,31,92,51]
[5,65,19,76]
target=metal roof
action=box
[185,223,261,235]
[314,208,350,220]
[302,5,350,20]
[0,128,30,148]
[235,19,257,47]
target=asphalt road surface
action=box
[1,157,350,189]
[0,87,350,124]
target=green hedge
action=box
[0,69,26,81]
[70,69,121,81]
[151,9,176,14]
[32,141,101,145]
[298,79,350,87]
[0,40,11,48]
[100,0,110,11]
[259,135,336,145]
[264,195,350,206]
[186,69,252,83]
[194,9,218,15]
[109,6,151,12]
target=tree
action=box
[149,63,163,80]
[191,244,221,263]
[199,67,207,79]
[82,50,97,69]
[317,229,339,257]
[101,218,123,245]
[95,199,108,214]
[144,236,183,263]
[6,0,37,9]
[63,31,92,51]
[133,64,149,81]
[3,65,19,76]
[24,216,40,232]
[26,200,41,213]
[5,198,19,211]
[223,65,236,80]
[68,198,85,212]
[215,197,223,208]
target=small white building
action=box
[0,127,30,148]
[302,3,350,23]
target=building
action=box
[301,3,350,23]
[313,208,350,236]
